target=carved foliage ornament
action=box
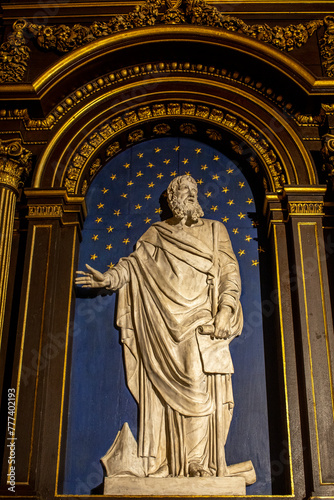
[321,133,334,179]
[0,0,333,83]
[0,138,32,191]
[63,102,284,195]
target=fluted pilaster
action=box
[0,138,32,340]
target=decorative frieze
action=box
[28,205,63,218]
[288,201,324,215]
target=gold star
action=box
[155,208,162,214]
[127,180,134,186]
[222,187,229,193]
[258,246,265,253]
[163,159,170,165]
[170,171,177,177]
[205,191,212,198]
[238,212,246,219]
[92,234,99,241]
[245,235,252,242]
[222,216,229,223]
[110,174,117,180]
[182,158,189,164]
[145,194,151,200]
[123,163,130,169]
[125,222,132,228]
[137,153,144,158]
[135,204,142,210]
[227,199,234,205]
[211,206,218,212]
[173,146,180,151]
[144,217,151,223]
[185,171,191,176]
[195,148,202,154]
[102,188,109,194]
[226,168,234,174]
[197,179,203,184]
[148,182,155,188]
[238,249,245,256]
[136,171,144,177]
[252,220,259,227]
[232,228,239,234]
[252,260,259,266]
[107,226,114,233]
[239,182,245,188]
[147,162,154,168]
[212,174,219,180]
[246,198,254,205]
[97,203,104,209]
[157,173,164,179]
[114,209,121,216]
[201,164,208,170]
[213,155,220,161]
[107,262,114,269]
[90,254,98,260]
[95,217,102,223]
[121,193,128,198]
[155,147,161,153]
[123,238,130,244]
[106,244,113,250]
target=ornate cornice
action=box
[62,100,285,195]
[0,138,32,192]
[0,0,332,83]
[0,61,316,131]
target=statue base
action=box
[104,476,246,496]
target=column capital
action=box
[0,138,32,193]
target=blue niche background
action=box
[63,137,272,495]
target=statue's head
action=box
[167,175,204,221]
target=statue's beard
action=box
[172,199,204,221]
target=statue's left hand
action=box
[213,306,232,339]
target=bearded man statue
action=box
[75,175,255,486]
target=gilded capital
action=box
[0,138,32,192]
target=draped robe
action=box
[106,218,243,476]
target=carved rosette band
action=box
[28,205,63,218]
[288,201,324,215]
[62,102,285,195]
[0,0,333,83]
[0,139,32,192]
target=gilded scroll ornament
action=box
[321,133,334,179]
[28,205,63,218]
[0,0,330,83]
[320,16,334,78]
[0,138,32,191]
[0,20,30,83]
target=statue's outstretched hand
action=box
[212,306,232,340]
[75,264,111,289]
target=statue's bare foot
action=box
[189,463,211,477]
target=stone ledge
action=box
[104,476,246,496]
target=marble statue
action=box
[75,175,256,493]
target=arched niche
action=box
[62,136,275,495]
